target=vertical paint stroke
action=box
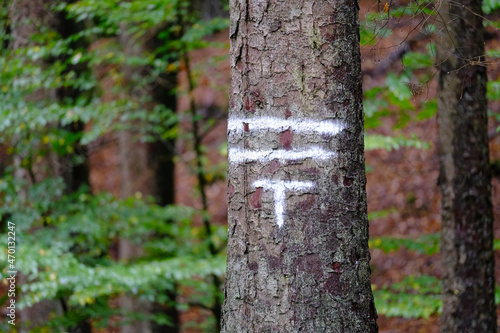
[253,179,314,227]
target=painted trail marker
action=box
[252,180,314,228]
[228,146,336,163]
[228,116,344,136]
[229,116,345,227]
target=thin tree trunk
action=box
[9,1,64,331]
[222,0,378,332]
[118,25,179,333]
[10,1,92,331]
[437,0,497,332]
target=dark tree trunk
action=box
[437,0,497,332]
[192,0,227,20]
[118,26,179,333]
[222,0,378,332]
[118,25,176,208]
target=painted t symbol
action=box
[252,179,314,228]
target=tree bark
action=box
[437,0,497,332]
[222,1,378,332]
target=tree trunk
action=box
[192,0,227,20]
[222,0,378,332]
[437,0,497,332]
[10,1,92,331]
[118,25,179,333]
[9,1,64,331]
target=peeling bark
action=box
[222,0,378,332]
[437,0,497,331]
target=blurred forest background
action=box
[0,0,500,332]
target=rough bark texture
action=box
[222,1,378,332]
[437,0,497,332]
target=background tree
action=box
[222,0,378,331]
[436,0,497,331]
[116,7,181,331]
[9,0,92,331]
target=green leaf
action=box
[487,80,500,101]
[417,99,437,120]
[487,48,500,58]
[386,72,413,101]
[365,134,430,151]
[402,52,433,70]
[367,208,397,221]
[483,0,500,14]
[360,24,377,45]
[373,275,442,319]
[369,234,440,255]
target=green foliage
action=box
[402,52,433,70]
[365,0,500,323]
[362,3,500,319]
[369,234,440,255]
[417,99,437,120]
[483,0,500,14]
[0,0,229,330]
[365,133,430,151]
[0,175,227,321]
[374,277,500,319]
[182,17,230,50]
[487,79,500,101]
[360,24,377,46]
[385,72,413,102]
[373,275,442,318]
[371,232,500,256]
[363,70,429,129]
[362,12,393,42]
[367,208,397,220]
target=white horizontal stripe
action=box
[253,179,314,190]
[228,117,345,135]
[228,147,336,163]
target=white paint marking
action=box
[228,117,345,136]
[228,146,336,164]
[253,179,314,227]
